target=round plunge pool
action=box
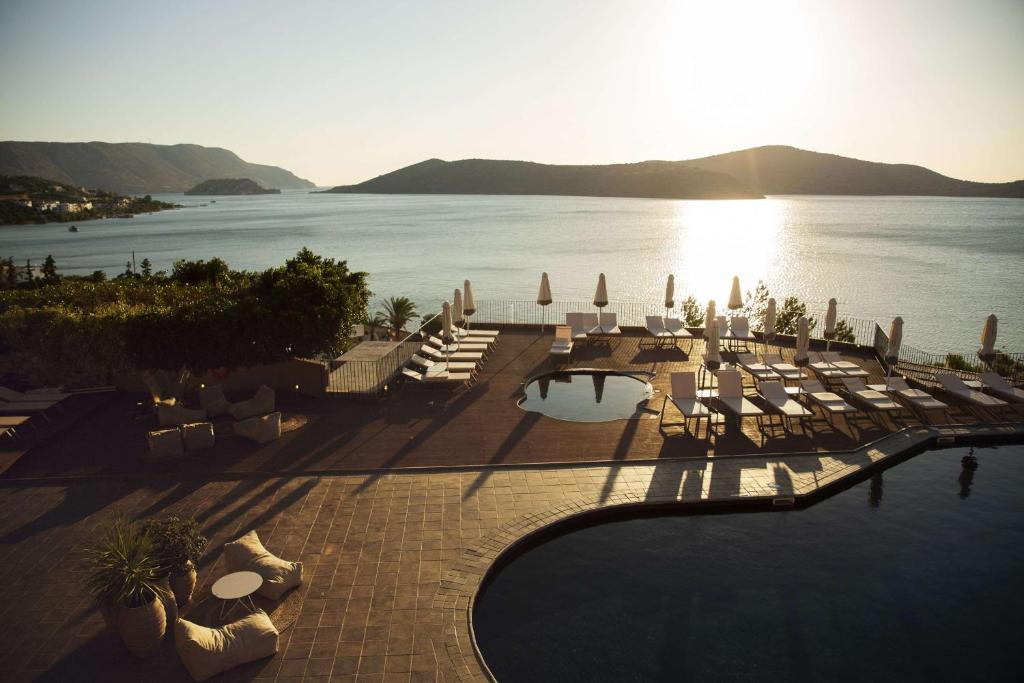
[518,369,654,422]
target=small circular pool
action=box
[518,370,654,422]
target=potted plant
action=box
[86,518,170,657]
[143,515,207,607]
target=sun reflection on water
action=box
[668,198,785,304]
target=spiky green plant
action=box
[85,518,170,608]
[381,296,419,338]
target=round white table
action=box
[212,570,263,618]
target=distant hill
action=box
[325,147,1024,200]
[323,158,761,199]
[679,146,1024,198]
[0,141,314,194]
[185,178,281,195]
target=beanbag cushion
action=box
[158,403,208,427]
[199,385,230,417]
[181,422,215,451]
[228,385,275,420]
[223,530,302,600]
[234,412,281,444]
[175,610,279,681]
[147,428,184,459]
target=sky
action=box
[1,0,1023,186]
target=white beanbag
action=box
[223,530,302,600]
[234,412,281,444]
[181,422,215,451]
[199,385,230,417]
[228,385,275,420]
[158,404,208,427]
[175,611,279,681]
[147,428,184,459]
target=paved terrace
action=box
[5,330,1010,481]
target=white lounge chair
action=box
[419,344,484,363]
[935,373,1007,415]
[643,316,673,348]
[872,377,950,420]
[451,324,499,340]
[566,313,591,342]
[763,353,803,382]
[409,354,477,375]
[736,353,779,382]
[800,379,859,427]
[597,312,621,336]
[841,377,903,424]
[428,335,490,353]
[729,316,756,351]
[664,318,695,351]
[0,386,70,403]
[580,313,600,336]
[808,352,849,382]
[660,371,718,437]
[550,325,573,358]
[714,369,764,426]
[758,381,813,434]
[819,351,870,377]
[401,367,474,386]
[980,372,1024,403]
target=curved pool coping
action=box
[516,367,656,422]
[431,422,1024,682]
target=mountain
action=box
[185,178,281,195]
[0,141,314,194]
[679,146,1024,198]
[325,147,1024,199]
[324,158,760,199]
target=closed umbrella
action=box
[824,298,838,350]
[593,273,609,309]
[885,316,903,378]
[702,311,722,391]
[764,297,777,353]
[664,274,675,315]
[463,280,476,329]
[794,315,810,366]
[537,272,553,331]
[979,314,998,363]
[453,288,464,327]
[441,302,454,373]
[728,276,743,311]
[704,299,716,340]
[592,373,606,404]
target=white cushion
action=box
[181,422,215,451]
[175,611,279,681]
[234,412,281,444]
[228,385,275,420]
[223,530,302,600]
[158,404,208,427]
[147,428,184,459]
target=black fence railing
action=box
[324,314,439,397]
[895,347,1024,386]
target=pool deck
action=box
[1,330,1022,681]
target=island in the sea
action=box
[0,174,179,226]
[323,146,1024,199]
[185,178,281,195]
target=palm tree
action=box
[381,297,418,338]
[362,311,388,341]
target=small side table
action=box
[212,570,263,619]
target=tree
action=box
[834,319,856,343]
[171,258,229,286]
[41,255,59,284]
[140,258,152,278]
[381,296,418,338]
[775,296,817,335]
[89,270,107,282]
[1,258,16,289]
[742,280,769,327]
[362,311,387,341]
[681,296,705,327]
[24,259,34,284]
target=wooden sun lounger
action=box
[660,371,719,438]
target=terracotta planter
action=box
[117,594,166,657]
[169,562,197,607]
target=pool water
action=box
[519,371,654,422]
[473,445,1024,682]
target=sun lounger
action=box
[420,344,484,363]
[565,313,591,342]
[758,381,813,433]
[596,312,621,336]
[580,313,600,335]
[401,367,474,386]
[451,325,499,339]
[664,318,695,342]
[714,369,764,424]
[0,415,35,437]
[763,353,803,382]
[819,351,870,377]
[799,379,859,425]
[550,325,574,357]
[841,378,903,425]
[643,316,674,348]
[980,372,1024,403]
[409,354,477,374]
[935,373,1007,413]
[729,316,756,350]
[660,371,718,437]
[807,352,849,382]
[0,400,57,420]
[873,377,949,419]
[736,353,779,382]
[428,335,490,353]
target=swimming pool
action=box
[519,370,654,422]
[473,445,1024,682]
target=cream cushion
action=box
[147,428,184,459]
[223,530,302,600]
[228,385,275,420]
[234,412,281,444]
[199,385,230,417]
[181,422,215,451]
[174,610,279,681]
[158,403,208,427]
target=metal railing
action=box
[894,347,1024,386]
[325,314,439,397]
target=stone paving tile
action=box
[0,423,1020,681]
